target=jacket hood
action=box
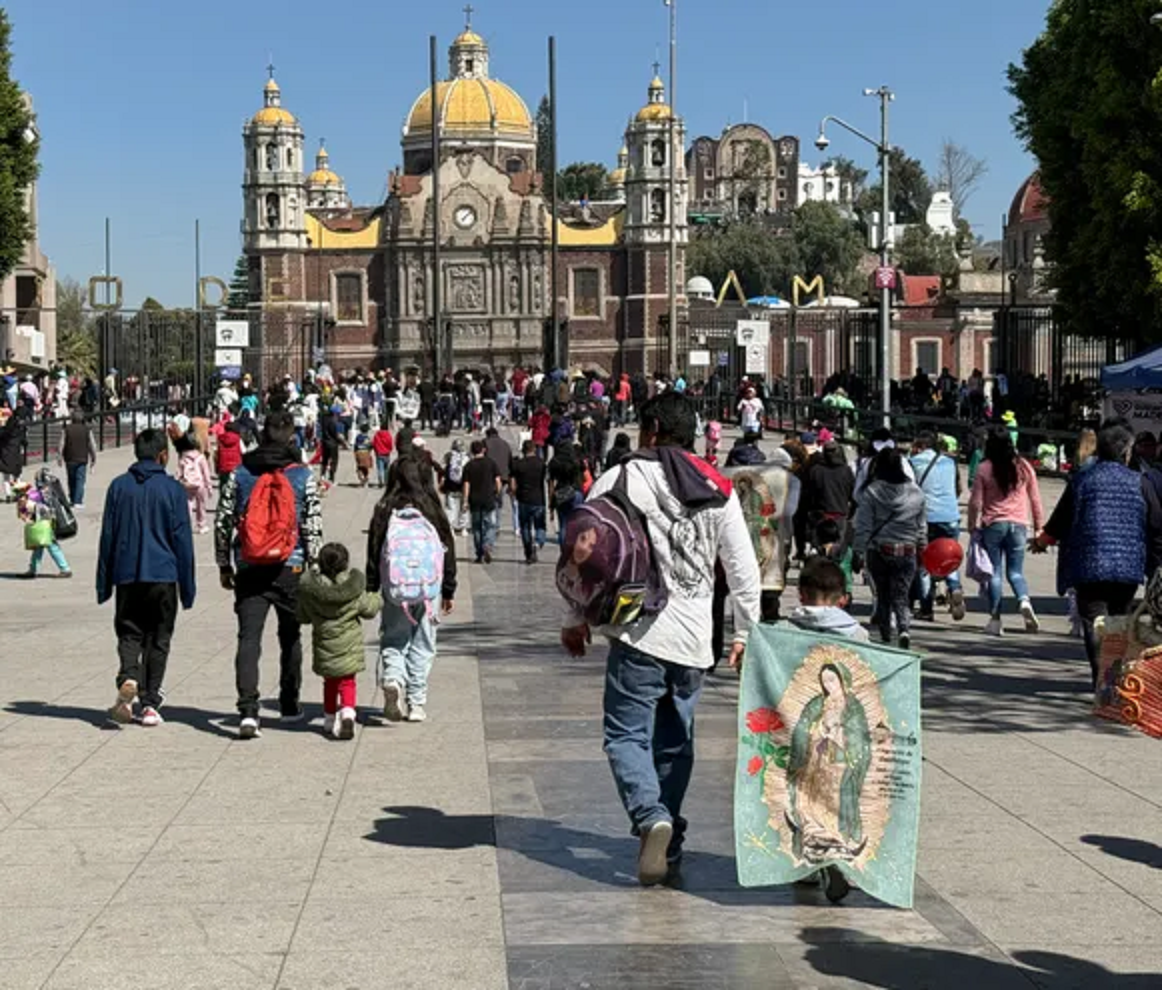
[300,568,367,608]
[128,459,169,484]
[822,443,846,468]
[788,605,865,638]
[865,479,924,514]
[633,447,731,507]
[242,442,299,474]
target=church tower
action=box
[623,71,687,247]
[242,71,307,252]
[305,141,352,214]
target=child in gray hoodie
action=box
[787,557,869,642]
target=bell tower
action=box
[242,67,307,252]
[623,69,687,247]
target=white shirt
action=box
[579,458,762,669]
[738,397,764,431]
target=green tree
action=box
[790,201,867,295]
[686,221,795,299]
[825,155,869,198]
[0,11,40,281]
[893,224,960,278]
[557,162,609,202]
[1009,0,1162,340]
[857,148,933,225]
[54,277,97,376]
[536,96,553,193]
[227,255,250,310]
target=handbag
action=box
[964,530,993,585]
[24,518,54,550]
[1093,602,1162,738]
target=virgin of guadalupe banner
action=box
[734,625,922,909]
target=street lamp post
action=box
[665,0,678,378]
[817,87,895,425]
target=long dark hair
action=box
[984,426,1018,495]
[870,447,909,485]
[368,455,454,563]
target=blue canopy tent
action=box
[746,295,791,310]
[1102,344,1162,391]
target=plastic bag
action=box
[965,530,993,585]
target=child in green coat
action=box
[296,542,382,739]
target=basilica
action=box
[240,17,687,377]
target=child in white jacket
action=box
[176,432,213,534]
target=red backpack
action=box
[239,470,299,565]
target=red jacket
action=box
[530,411,551,446]
[216,430,242,475]
[372,429,394,457]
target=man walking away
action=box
[462,439,501,563]
[510,439,547,563]
[60,409,97,509]
[910,431,965,621]
[98,429,196,727]
[216,410,322,738]
[485,426,515,534]
[562,392,761,886]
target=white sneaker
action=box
[322,713,337,737]
[406,704,427,723]
[140,706,164,727]
[382,681,408,722]
[1020,598,1040,633]
[983,616,1004,637]
[338,707,356,739]
[239,716,261,739]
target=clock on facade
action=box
[454,205,477,229]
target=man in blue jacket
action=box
[910,431,965,622]
[97,429,196,727]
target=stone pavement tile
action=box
[17,785,192,829]
[173,787,340,825]
[311,843,500,897]
[502,890,947,946]
[69,900,301,956]
[0,860,135,905]
[773,940,1038,990]
[484,714,604,742]
[947,888,1162,947]
[996,944,1162,987]
[0,905,103,959]
[333,774,492,821]
[147,822,330,863]
[275,946,508,990]
[507,943,797,990]
[918,812,1055,852]
[1,952,65,990]
[291,892,503,951]
[916,844,1117,896]
[44,951,283,990]
[486,736,738,763]
[0,824,161,865]
[112,856,316,904]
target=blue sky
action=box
[10,0,1048,307]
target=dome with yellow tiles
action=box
[251,76,298,128]
[636,74,673,122]
[406,77,532,137]
[453,28,485,46]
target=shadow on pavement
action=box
[4,700,238,739]
[1081,834,1162,869]
[800,927,1156,988]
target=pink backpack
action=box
[380,508,444,616]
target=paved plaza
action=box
[1,435,1160,989]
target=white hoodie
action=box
[579,458,762,669]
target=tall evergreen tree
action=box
[227,255,250,310]
[0,11,40,281]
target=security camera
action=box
[814,133,830,153]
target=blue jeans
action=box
[517,503,546,559]
[376,454,391,487]
[981,521,1030,617]
[918,521,962,610]
[379,602,437,706]
[470,507,497,560]
[603,640,704,854]
[30,542,69,574]
[66,462,88,506]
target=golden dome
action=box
[609,167,627,185]
[406,77,533,136]
[636,73,672,122]
[264,78,280,93]
[252,106,297,126]
[308,168,342,186]
[453,28,485,45]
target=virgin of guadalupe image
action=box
[785,662,872,862]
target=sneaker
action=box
[1070,617,1084,639]
[72,503,84,511]
[916,609,935,623]
[1020,598,1040,633]
[58,571,73,579]
[322,712,337,738]
[279,703,305,723]
[949,589,966,622]
[637,819,674,886]
[140,706,164,727]
[530,547,538,564]
[382,681,408,722]
[239,716,261,739]
[406,704,427,723]
[823,866,852,903]
[898,632,911,651]
[983,616,1004,637]
[107,679,137,725]
[338,707,356,739]
[483,548,493,564]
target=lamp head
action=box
[814,131,830,153]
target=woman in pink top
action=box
[967,426,1045,636]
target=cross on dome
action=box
[266,59,276,80]
[463,3,474,28]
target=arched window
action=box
[286,147,294,169]
[253,147,260,170]
[650,188,666,223]
[651,139,666,167]
[266,144,278,171]
[265,193,280,229]
[506,156,525,174]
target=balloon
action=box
[922,537,964,579]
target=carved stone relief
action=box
[448,264,485,312]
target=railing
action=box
[21,395,214,463]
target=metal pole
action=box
[879,90,892,426]
[549,36,560,371]
[667,0,678,377]
[195,218,203,402]
[430,35,444,376]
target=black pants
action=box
[1075,580,1138,687]
[234,566,303,718]
[320,443,339,482]
[115,583,178,709]
[869,550,917,643]
[710,568,781,666]
[419,399,434,430]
